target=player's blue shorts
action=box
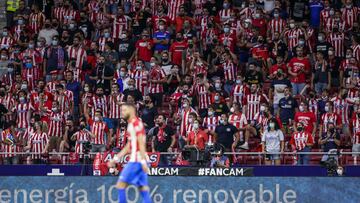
[118,162,148,187]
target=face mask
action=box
[188,118,193,123]
[290,23,295,29]
[324,106,330,112]
[21,84,27,90]
[255,13,260,18]
[346,5,352,9]
[94,117,100,122]
[318,36,323,42]
[260,106,266,112]
[337,168,343,176]
[136,65,142,70]
[219,119,225,124]
[19,97,25,103]
[8,67,14,73]
[346,54,352,59]
[244,23,249,28]
[299,106,305,112]
[159,25,165,30]
[69,24,75,29]
[328,50,334,55]
[249,4,255,8]
[329,128,335,134]
[109,168,115,174]
[193,123,199,129]
[223,3,229,9]
[37,42,43,47]
[52,107,58,112]
[84,87,89,92]
[18,19,24,25]
[223,27,230,33]
[176,37,182,42]
[150,62,156,67]
[28,44,34,49]
[274,13,279,18]
[208,111,213,116]
[2,31,8,36]
[1,55,7,60]
[269,122,275,129]
[299,40,305,45]
[52,40,58,46]
[230,107,235,113]
[297,126,303,131]
[214,95,219,101]
[25,63,33,69]
[128,85,135,90]
[215,83,221,89]
[120,72,126,77]
[342,94,347,99]
[104,32,110,38]
[183,103,188,108]
[329,10,334,15]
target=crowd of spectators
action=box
[0,0,360,166]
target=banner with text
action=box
[0,177,359,203]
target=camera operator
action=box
[319,122,340,162]
[210,148,230,168]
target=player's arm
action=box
[108,142,130,168]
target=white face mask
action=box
[219,119,225,124]
[337,167,343,176]
[299,105,305,112]
[236,79,241,84]
[84,87,89,92]
[94,117,100,122]
[21,84,28,90]
[193,123,199,129]
[109,168,115,174]
[269,122,275,129]
[324,106,330,112]
[183,103,188,108]
[260,105,266,112]
[188,118,193,123]
[214,95,219,101]
[136,65,142,70]
[290,23,295,29]
[52,107,58,112]
[150,62,156,67]
[215,83,221,89]
[230,107,235,113]
[208,111,213,116]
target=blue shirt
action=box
[279,96,298,124]
[153,31,170,51]
[66,81,81,106]
[309,1,323,27]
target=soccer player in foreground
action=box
[108,103,152,203]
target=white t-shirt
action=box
[262,129,284,152]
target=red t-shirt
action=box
[251,45,269,60]
[135,39,154,62]
[169,41,188,66]
[252,18,267,37]
[269,63,287,75]
[288,57,311,83]
[294,111,317,133]
[187,129,208,150]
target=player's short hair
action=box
[121,102,136,110]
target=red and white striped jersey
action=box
[19,49,42,66]
[202,116,220,132]
[324,18,346,33]
[229,113,248,130]
[243,93,266,121]
[307,98,318,117]
[351,117,360,140]
[178,107,197,137]
[168,0,185,21]
[29,12,45,34]
[46,81,58,93]
[73,130,91,157]
[290,132,314,151]
[12,25,24,41]
[199,16,209,32]
[331,97,352,124]
[254,112,269,131]
[219,33,237,52]
[328,33,345,57]
[0,129,19,158]
[47,111,65,137]
[231,84,249,106]
[149,66,166,94]
[127,117,146,162]
[29,132,48,159]
[13,103,34,129]
[115,128,128,149]
[110,15,129,39]
[88,118,109,145]
[305,27,315,53]
[62,9,79,24]
[108,94,124,119]
[222,60,237,82]
[53,94,71,114]
[284,28,304,50]
[150,15,171,30]
[268,18,286,39]
[0,37,14,50]
[67,46,87,69]
[320,112,341,133]
[218,8,233,23]
[131,70,148,96]
[91,95,108,118]
[320,9,331,27]
[53,6,65,21]
[194,84,210,109]
[98,37,113,52]
[341,6,359,30]
[239,7,255,19]
[352,44,360,62]
[23,126,34,142]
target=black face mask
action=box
[342,94,347,99]
[162,58,168,62]
[0,91,5,97]
[329,128,335,134]
[183,90,188,94]
[309,93,315,99]
[277,73,282,78]
[176,37,182,42]
[45,24,51,28]
[297,126,303,131]
[97,93,103,97]
[120,123,127,128]
[80,124,86,129]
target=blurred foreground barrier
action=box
[0,176,360,203]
